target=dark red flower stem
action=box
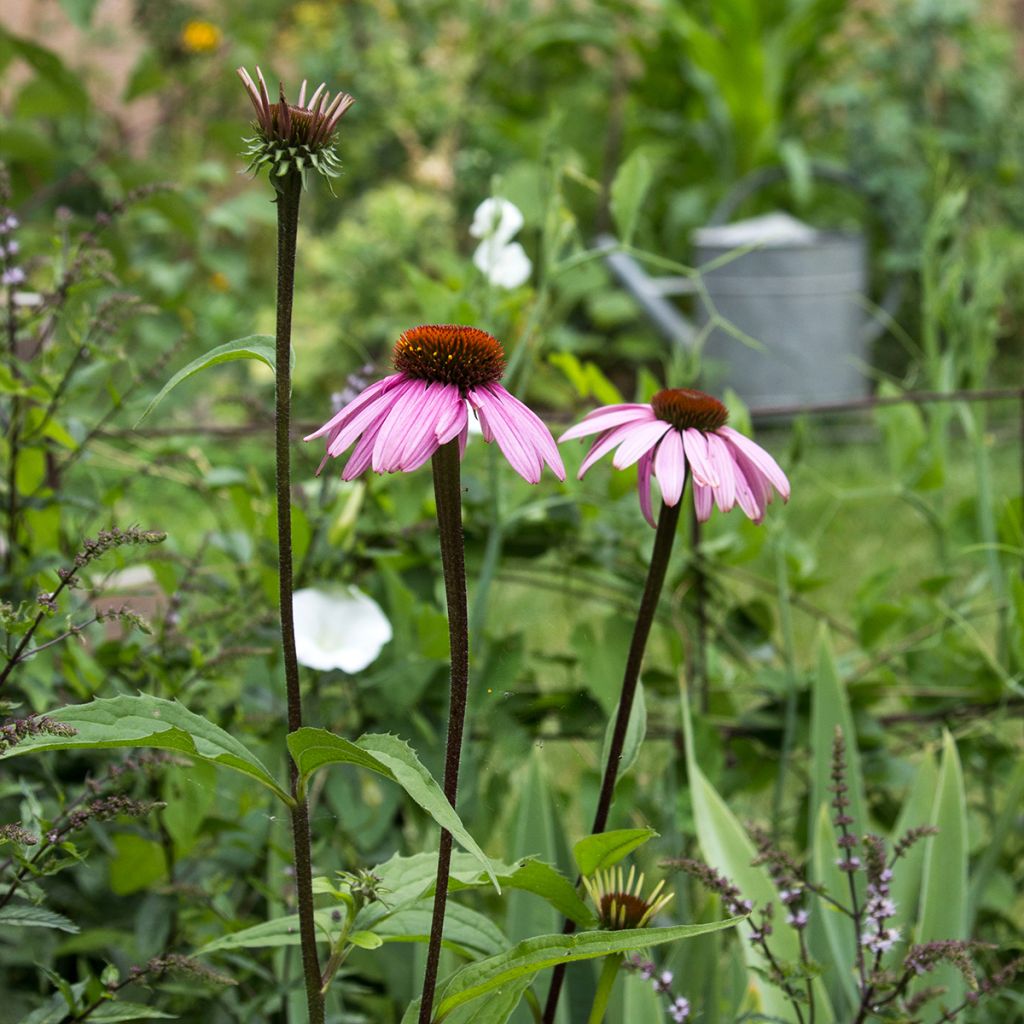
[273,170,324,1024]
[419,439,470,1024]
[542,494,683,1024]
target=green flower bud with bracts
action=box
[237,66,354,189]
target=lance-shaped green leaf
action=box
[573,828,658,878]
[0,905,79,933]
[599,681,646,792]
[287,729,497,889]
[915,731,968,1009]
[136,335,293,425]
[402,919,742,1023]
[0,695,290,803]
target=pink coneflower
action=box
[560,387,789,527]
[306,325,565,484]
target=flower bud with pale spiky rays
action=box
[237,66,354,189]
[582,863,674,930]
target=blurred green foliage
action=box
[1,0,1023,1021]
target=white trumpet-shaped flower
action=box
[292,586,392,672]
[469,197,532,290]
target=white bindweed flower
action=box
[469,197,532,289]
[473,237,532,289]
[292,586,392,672]
[469,197,524,246]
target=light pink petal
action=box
[705,433,736,512]
[611,420,672,470]
[342,418,386,480]
[391,383,455,467]
[580,402,651,420]
[304,373,404,441]
[325,379,416,457]
[458,422,469,458]
[681,429,719,487]
[637,451,656,528]
[559,406,655,442]
[471,387,543,483]
[731,460,764,522]
[719,426,790,500]
[435,389,468,444]
[483,385,565,481]
[733,450,771,523]
[653,429,686,506]
[372,380,435,471]
[693,482,714,522]
[576,423,641,478]
[400,431,442,472]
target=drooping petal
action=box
[653,429,686,506]
[611,420,672,470]
[704,432,737,512]
[732,449,771,523]
[471,387,543,483]
[718,426,790,500]
[371,379,434,472]
[326,385,408,458]
[342,416,386,480]
[693,482,714,522]
[559,405,655,442]
[637,450,657,528]
[390,383,456,468]
[482,384,565,481]
[576,422,643,478]
[434,388,469,444]
[304,373,403,441]
[681,429,719,487]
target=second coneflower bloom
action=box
[307,325,565,484]
[584,864,675,930]
[560,388,789,527]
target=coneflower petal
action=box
[682,428,719,487]
[559,406,654,442]
[653,429,686,505]
[719,426,790,499]
[611,420,672,470]
[637,451,656,528]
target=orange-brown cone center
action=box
[651,388,728,432]
[598,892,651,930]
[393,324,506,390]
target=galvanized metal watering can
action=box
[602,165,901,409]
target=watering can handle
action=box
[708,163,902,346]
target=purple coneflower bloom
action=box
[560,387,789,527]
[307,325,565,484]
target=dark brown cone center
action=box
[393,325,506,390]
[651,388,728,432]
[598,892,650,930]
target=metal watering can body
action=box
[602,164,898,410]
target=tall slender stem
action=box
[272,171,323,1024]
[419,439,470,1024]
[543,496,682,1024]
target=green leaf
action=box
[109,834,167,896]
[349,930,383,950]
[915,731,969,1008]
[810,628,866,843]
[373,901,509,958]
[287,729,498,890]
[83,1005,176,1022]
[135,335,285,425]
[889,753,939,939]
[200,909,336,953]
[810,804,857,1013]
[0,694,290,804]
[0,904,79,933]
[599,681,646,791]
[403,919,742,1023]
[680,688,803,1023]
[609,150,653,246]
[573,828,657,878]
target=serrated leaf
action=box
[288,729,497,890]
[573,828,657,878]
[0,694,290,803]
[0,904,79,933]
[136,335,289,425]
[609,150,653,246]
[403,919,742,1023]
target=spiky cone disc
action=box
[583,864,675,930]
